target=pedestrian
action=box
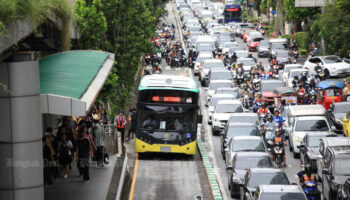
[91,114,105,167]
[58,133,73,178]
[114,110,127,143]
[100,108,110,126]
[43,127,57,185]
[126,108,136,141]
[76,127,93,182]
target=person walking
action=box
[58,133,73,178]
[91,114,105,167]
[76,127,93,182]
[126,108,136,141]
[114,110,127,143]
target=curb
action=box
[197,124,224,200]
[115,156,128,200]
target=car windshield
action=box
[260,193,306,200]
[247,173,290,188]
[210,72,232,80]
[323,56,343,64]
[252,38,263,42]
[295,120,329,132]
[203,62,225,69]
[325,89,341,96]
[227,126,259,137]
[235,156,272,170]
[290,71,310,78]
[197,44,213,51]
[216,103,243,113]
[139,106,197,132]
[196,56,212,63]
[271,43,288,50]
[334,104,350,114]
[308,135,325,147]
[224,43,236,48]
[216,90,239,98]
[238,59,255,66]
[236,52,249,58]
[261,82,285,91]
[209,82,232,90]
[276,51,289,57]
[260,41,268,47]
[232,139,265,152]
[219,40,231,46]
[228,116,257,124]
[333,159,350,175]
[284,66,301,74]
[210,97,233,106]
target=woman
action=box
[76,127,93,182]
[100,108,110,126]
[58,134,73,178]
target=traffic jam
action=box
[173,0,350,200]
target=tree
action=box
[283,0,319,31]
[311,0,350,56]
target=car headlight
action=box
[232,177,242,184]
[295,136,303,143]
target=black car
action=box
[337,178,350,200]
[227,152,272,198]
[299,132,334,171]
[257,40,269,58]
[322,145,350,200]
[328,102,350,133]
[255,185,307,200]
[240,168,290,200]
[221,122,260,158]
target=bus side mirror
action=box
[198,114,203,123]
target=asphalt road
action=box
[127,3,211,200]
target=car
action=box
[195,42,214,54]
[286,68,310,87]
[248,37,263,52]
[303,55,350,78]
[282,64,303,82]
[260,80,285,107]
[246,31,263,44]
[240,168,290,200]
[234,23,254,37]
[237,58,256,74]
[337,178,350,200]
[207,80,234,100]
[242,29,256,42]
[227,152,273,198]
[227,113,260,127]
[207,87,239,105]
[212,100,244,134]
[321,145,350,200]
[328,102,350,133]
[274,50,292,67]
[224,136,266,167]
[221,123,260,157]
[235,50,250,59]
[317,137,350,180]
[198,59,224,81]
[257,40,269,58]
[268,38,289,59]
[208,94,236,123]
[222,42,238,54]
[255,185,307,200]
[193,52,213,76]
[298,132,335,171]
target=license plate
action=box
[160,146,171,152]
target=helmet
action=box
[294,75,298,79]
[258,92,262,95]
[93,114,100,121]
[305,164,312,177]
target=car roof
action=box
[236,152,270,157]
[249,168,284,174]
[227,122,256,127]
[216,99,241,104]
[210,69,230,73]
[261,80,284,84]
[198,52,214,57]
[296,116,326,120]
[323,137,350,146]
[284,64,303,68]
[289,105,326,116]
[306,132,334,137]
[210,80,232,83]
[230,136,262,140]
[289,69,308,73]
[328,145,350,156]
[268,38,288,43]
[229,113,257,117]
[237,58,255,61]
[259,185,303,193]
[216,87,236,91]
[211,94,234,98]
[203,58,222,62]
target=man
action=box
[258,104,269,115]
[273,110,284,129]
[126,108,136,141]
[314,62,322,79]
[114,110,127,144]
[253,92,264,112]
[143,116,157,129]
[298,164,317,187]
[270,129,287,166]
[91,114,105,167]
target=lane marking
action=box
[128,153,139,200]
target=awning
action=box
[39,50,115,116]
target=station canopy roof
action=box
[40,50,114,116]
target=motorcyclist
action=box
[258,104,270,115]
[270,129,287,166]
[314,62,323,79]
[298,164,317,187]
[231,52,237,63]
[292,75,300,88]
[304,94,312,104]
[253,92,264,112]
[273,110,284,129]
[290,41,298,50]
[300,71,308,84]
[264,116,275,131]
[257,61,264,71]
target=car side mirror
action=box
[322,169,330,174]
[331,126,336,131]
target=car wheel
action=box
[324,69,330,79]
[289,139,293,152]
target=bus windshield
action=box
[138,105,197,132]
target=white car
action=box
[193,52,213,75]
[237,58,256,73]
[282,64,302,82]
[286,68,310,87]
[207,94,235,124]
[303,55,350,77]
[207,80,234,103]
[212,99,244,134]
[235,50,249,58]
[198,59,225,81]
[207,87,238,105]
[224,136,266,167]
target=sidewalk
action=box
[45,155,121,200]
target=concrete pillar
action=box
[0,61,43,200]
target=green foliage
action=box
[284,0,319,29]
[264,24,274,37]
[299,48,308,55]
[282,35,291,43]
[294,32,309,50]
[311,0,350,57]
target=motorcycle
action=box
[302,181,321,200]
[235,74,245,86]
[260,28,265,36]
[293,49,299,60]
[242,94,251,109]
[315,68,325,80]
[265,127,274,149]
[152,66,162,74]
[271,142,284,168]
[252,78,261,91]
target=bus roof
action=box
[138,73,198,92]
